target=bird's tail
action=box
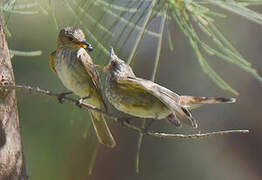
[90,109,116,148]
[180,96,236,109]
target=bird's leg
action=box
[75,95,91,108]
[57,91,72,104]
[118,117,134,125]
[166,113,182,128]
[142,119,155,133]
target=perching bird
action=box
[103,48,236,128]
[49,27,116,148]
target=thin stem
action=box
[127,0,158,65]
[135,121,146,173]
[152,8,167,82]
[122,121,249,138]
[136,8,168,173]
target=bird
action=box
[103,48,236,128]
[49,27,116,148]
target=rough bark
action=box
[0,14,28,180]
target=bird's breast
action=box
[54,48,92,97]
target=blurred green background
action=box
[3,0,262,179]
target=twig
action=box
[0,84,250,139]
[121,121,249,138]
[1,84,107,114]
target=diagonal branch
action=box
[0,84,249,139]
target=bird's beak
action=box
[76,41,93,52]
[95,61,113,72]
[95,64,106,71]
[95,63,111,72]
[100,61,112,72]
[104,62,111,71]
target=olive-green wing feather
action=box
[117,76,197,128]
[49,51,56,73]
[77,50,101,90]
[77,50,107,109]
[77,51,115,147]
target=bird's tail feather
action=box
[90,110,116,148]
[180,96,236,109]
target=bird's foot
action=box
[75,95,91,108]
[57,92,72,104]
[141,119,155,135]
[117,117,130,125]
[166,114,182,128]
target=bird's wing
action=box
[77,50,101,90]
[49,51,57,73]
[117,76,197,128]
[77,50,107,110]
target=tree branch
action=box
[0,15,28,180]
[1,84,250,139]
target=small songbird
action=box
[103,48,236,128]
[49,27,116,148]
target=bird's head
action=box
[57,27,93,51]
[103,48,135,77]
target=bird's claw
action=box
[139,119,154,135]
[75,99,83,108]
[75,95,91,108]
[118,117,132,124]
[57,92,72,104]
[141,128,149,135]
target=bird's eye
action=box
[68,36,73,41]
[111,61,116,67]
